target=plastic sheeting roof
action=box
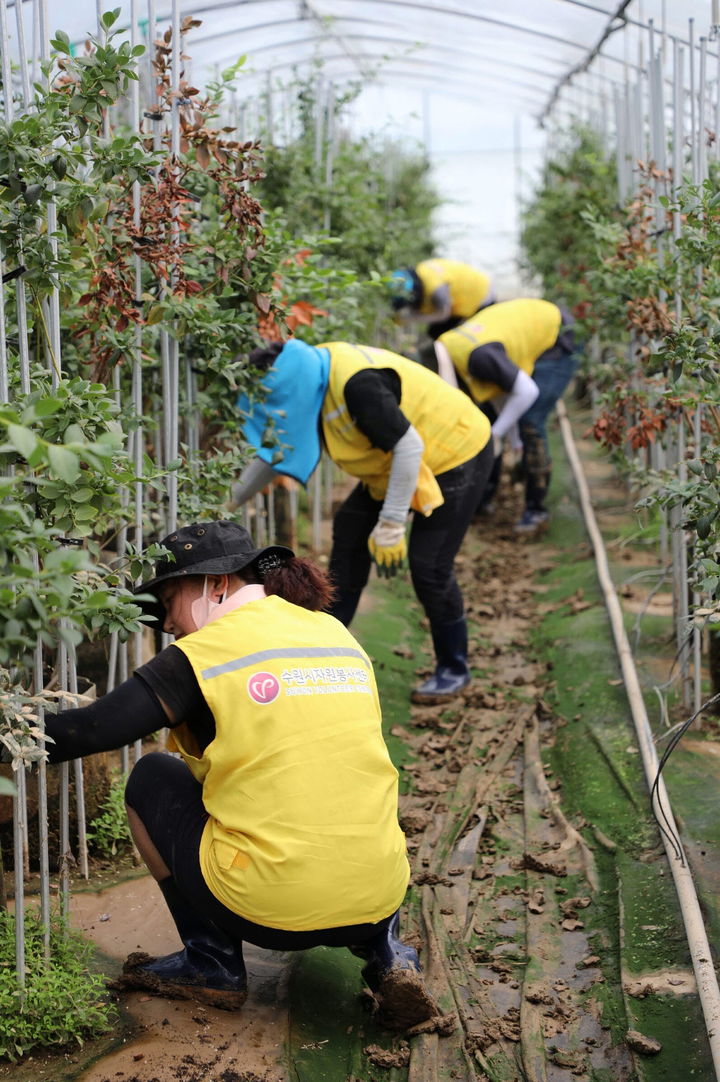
[39,1,716,117]
[13,1,720,284]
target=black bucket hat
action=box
[137,520,294,597]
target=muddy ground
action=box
[2,409,717,1082]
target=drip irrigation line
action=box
[652,684,671,732]
[557,398,720,1077]
[650,692,720,864]
[629,563,671,651]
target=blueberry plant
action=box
[0,11,290,1056]
[0,12,451,1056]
[521,123,720,700]
[255,70,441,346]
[580,172,720,603]
[0,18,443,750]
[0,15,172,769]
[519,124,620,332]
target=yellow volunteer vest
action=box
[439,299,563,404]
[318,342,490,515]
[415,259,492,318]
[172,595,409,932]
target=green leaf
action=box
[32,397,62,418]
[50,30,71,54]
[22,184,44,206]
[47,445,80,483]
[697,514,714,540]
[74,503,98,521]
[64,423,85,443]
[7,423,38,459]
[50,154,67,180]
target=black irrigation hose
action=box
[651,692,720,864]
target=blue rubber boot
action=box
[111,877,248,1011]
[352,912,437,1031]
[411,617,471,704]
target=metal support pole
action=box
[34,629,50,956]
[68,647,89,880]
[13,781,26,988]
[165,0,181,533]
[668,39,692,709]
[698,37,708,183]
[0,257,9,404]
[14,0,32,106]
[311,465,322,553]
[323,82,335,234]
[57,638,70,921]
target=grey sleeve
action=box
[379,425,425,523]
[491,370,540,438]
[230,457,278,508]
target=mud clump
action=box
[626,1029,662,1055]
[520,852,568,877]
[370,968,442,1032]
[363,1042,410,1068]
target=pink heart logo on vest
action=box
[248,672,280,704]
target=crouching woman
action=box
[43,521,435,1029]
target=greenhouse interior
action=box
[1,0,720,1079]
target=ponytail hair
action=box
[248,340,285,371]
[249,555,335,612]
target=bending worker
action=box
[42,522,435,1029]
[434,298,578,536]
[231,338,493,703]
[389,258,495,339]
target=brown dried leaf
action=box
[392,645,414,658]
[195,142,210,169]
[528,888,545,913]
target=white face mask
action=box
[190,577,227,630]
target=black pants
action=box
[329,442,494,627]
[125,752,393,951]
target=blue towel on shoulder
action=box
[236,339,331,485]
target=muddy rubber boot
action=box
[411,617,470,704]
[354,912,437,1031]
[108,877,248,1011]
